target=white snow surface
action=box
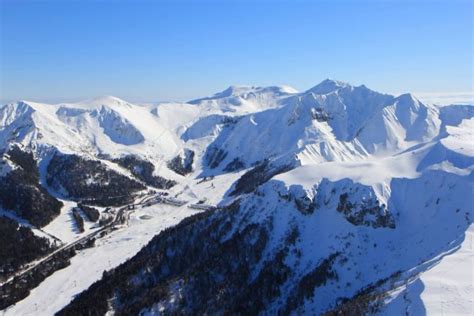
[3,204,201,315]
[1,79,473,314]
[382,225,473,315]
[419,224,473,315]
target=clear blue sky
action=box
[0,0,472,103]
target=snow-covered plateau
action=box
[0,79,472,315]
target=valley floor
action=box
[2,203,200,315]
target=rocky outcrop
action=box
[336,193,395,229]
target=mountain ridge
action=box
[1,79,472,315]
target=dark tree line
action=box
[0,146,63,227]
[47,152,145,206]
[77,203,100,222]
[58,200,340,316]
[167,149,194,176]
[114,155,176,189]
[72,208,85,233]
[223,157,245,172]
[0,245,77,310]
[0,216,55,280]
[230,159,293,196]
[205,146,228,169]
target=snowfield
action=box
[0,79,472,315]
[382,224,473,315]
[3,203,201,315]
[419,224,473,315]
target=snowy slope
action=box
[3,203,201,315]
[187,80,443,177]
[0,97,180,160]
[54,140,473,314]
[1,80,473,315]
[189,85,298,114]
[382,224,473,315]
[419,224,473,315]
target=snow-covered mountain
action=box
[189,85,298,114]
[0,96,181,159]
[1,80,472,315]
[190,79,442,176]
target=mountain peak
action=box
[75,95,130,108]
[396,93,419,103]
[188,85,298,105]
[217,85,297,98]
[306,79,350,94]
[90,95,128,104]
[220,85,255,97]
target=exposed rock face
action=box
[57,166,472,316]
[47,152,145,206]
[288,185,318,215]
[1,82,472,315]
[0,146,63,227]
[312,178,395,229]
[337,193,395,229]
[167,149,194,176]
[311,107,331,122]
[114,155,176,189]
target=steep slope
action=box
[46,152,146,206]
[0,146,63,227]
[0,96,183,194]
[0,101,87,154]
[0,97,183,161]
[0,216,56,281]
[1,80,472,315]
[189,80,441,177]
[58,160,472,315]
[418,118,474,172]
[58,103,473,315]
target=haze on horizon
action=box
[0,0,473,105]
